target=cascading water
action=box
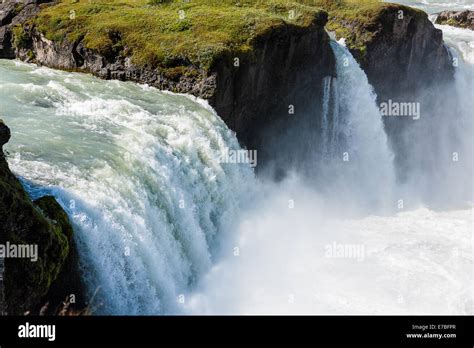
[0,60,254,314]
[0,3,471,315]
[320,76,332,156]
[183,40,472,315]
[403,34,474,207]
[379,0,474,208]
[387,0,474,13]
[315,41,395,213]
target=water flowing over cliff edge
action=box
[0,0,472,315]
[1,32,471,313]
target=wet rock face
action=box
[358,7,459,185]
[211,20,336,149]
[0,120,10,147]
[0,1,18,58]
[0,0,53,58]
[0,120,80,315]
[360,7,454,104]
[436,10,474,30]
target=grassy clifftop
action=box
[33,0,328,70]
[31,0,427,70]
[307,1,426,60]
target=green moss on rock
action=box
[33,0,328,71]
[0,121,73,315]
[289,1,426,63]
[27,0,429,79]
[435,10,474,30]
[34,196,73,242]
[12,25,28,49]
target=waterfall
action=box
[182,40,471,315]
[320,76,331,156]
[0,17,470,315]
[0,60,255,314]
[390,21,474,208]
[314,41,395,212]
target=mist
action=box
[183,38,473,315]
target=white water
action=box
[317,41,395,212]
[183,39,473,315]
[0,1,472,315]
[185,193,472,314]
[0,61,254,314]
[381,1,474,209]
[387,0,474,13]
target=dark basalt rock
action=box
[436,10,474,30]
[329,5,455,178]
[0,119,10,147]
[211,16,335,149]
[356,6,454,104]
[364,7,457,183]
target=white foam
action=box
[186,186,473,314]
[1,59,255,314]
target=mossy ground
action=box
[29,1,427,72]
[436,16,472,29]
[320,1,427,60]
[33,0,327,71]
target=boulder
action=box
[436,10,474,30]
[0,119,10,147]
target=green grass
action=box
[320,1,426,59]
[31,0,425,72]
[33,0,328,70]
[294,1,426,60]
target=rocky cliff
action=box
[326,2,455,175]
[1,1,456,147]
[0,0,336,149]
[0,0,48,58]
[212,17,335,149]
[0,120,82,315]
[436,10,474,30]
[327,3,454,103]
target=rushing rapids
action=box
[0,60,254,314]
